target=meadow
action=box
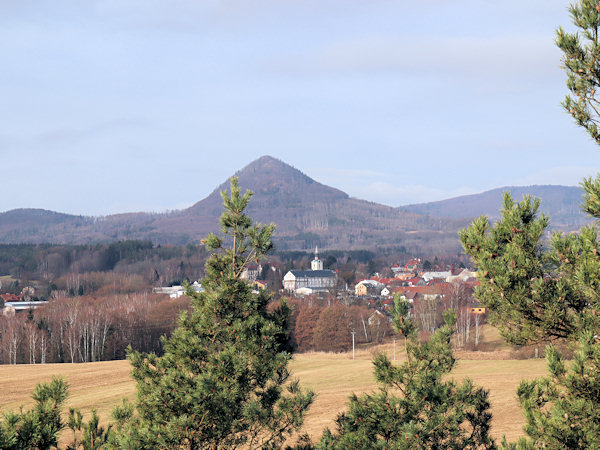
[0,335,549,445]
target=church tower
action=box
[311,246,323,271]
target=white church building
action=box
[283,247,337,293]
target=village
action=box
[1,247,485,327]
[0,244,488,364]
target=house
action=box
[4,301,48,312]
[250,280,267,292]
[153,286,186,298]
[0,294,20,303]
[391,264,402,276]
[354,279,384,296]
[447,269,477,283]
[392,258,422,277]
[470,300,486,314]
[403,277,425,287]
[396,285,444,302]
[394,272,416,281]
[368,310,389,325]
[153,281,204,299]
[295,287,314,296]
[355,283,368,296]
[20,286,35,301]
[2,305,16,317]
[283,247,337,293]
[422,271,452,282]
[241,264,262,281]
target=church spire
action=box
[311,245,323,271]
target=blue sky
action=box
[2,0,599,215]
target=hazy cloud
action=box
[270,35,561,87]
[311,167,392,182]
[511,166,600,187]
[351,181,478,207]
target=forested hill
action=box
[170,156,464,252]
[0,156,588,252]
[0,156,466,253]
[402,185,591,230]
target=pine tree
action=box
[67,408,113,450]
[459,3,600,447]
[509,334,600,449]
[317,297,495,449]
[0,376,68,450]
[110,177,314,449]
[459,163,600,450]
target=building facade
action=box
[283,247,337,292]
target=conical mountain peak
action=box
[229,155,346,198]
[186,156,348,215]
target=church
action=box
[283,247,337,293]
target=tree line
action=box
[0,241,208,298]
[0,277,487,365]
[0,293,190,364]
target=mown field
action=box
[0,336,549,445]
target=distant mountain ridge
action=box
[402,185,591,230]
[119,156,465,251]
[0,156,590,251]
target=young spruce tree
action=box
[110,177,314,449]
[459,2,600,446]
[317,297,495,449]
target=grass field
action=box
[0,340,548,445]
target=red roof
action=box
[1,293,21,302]
[396,285,444,296]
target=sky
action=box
[2,0,600,216]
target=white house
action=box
[283,247,337,292]
[153,281,204,299]
[422,271,452,282]
[447,269,477,283]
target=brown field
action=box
[0,340,548,445]
[292,344,548,443]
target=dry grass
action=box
[0,360,135,422]
[290,348,548,443]
[0,344,548,445]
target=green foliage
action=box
[0,376,68,450]
[459,192,600,346]
[111,177,314,449]
[67,408,112,450]
[317,297,495,449]
[460,4,600,446]
[460,191,600,447]
[505,333,600,449]
[556,0,600,145]
[460,194,565,345]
